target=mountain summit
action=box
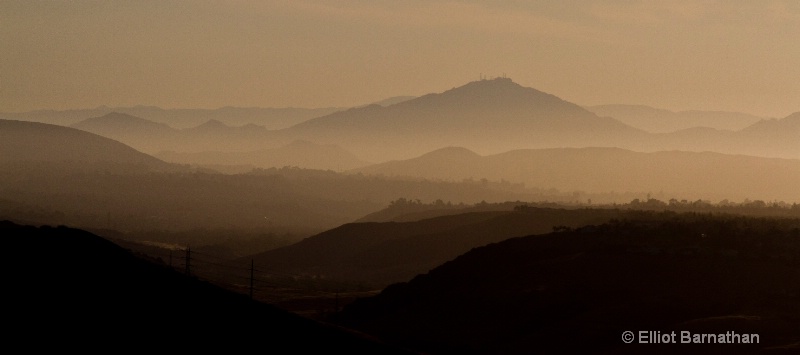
[285,78,645,161]
[405,77,581,112]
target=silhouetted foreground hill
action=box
[2,220,416,353]
[335,212,800,355]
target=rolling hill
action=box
[0,119,177,172]
[335,213,800,354]
[248,208,628,289]
[351,147,800,202]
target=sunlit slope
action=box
[250,208,627,288]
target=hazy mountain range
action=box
[70,112,278,153]
[11,78,798,165]
[282,78,647,161]
[1,105,343,129]
[0,96,416,129]
[585,104,768,133]
[283,78,798,161]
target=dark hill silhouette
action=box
[284,78,647,161]
[156,140,370,172]
[351,146,800,202]
[249,208,627,289]
[2,220,415,353]
[585,104,766,133]
[336,213,800,354]
[0,119,177,172]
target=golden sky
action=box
[2,1,799,117]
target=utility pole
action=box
[185,246,191,276]
[249,259,255,300]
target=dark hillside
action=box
[1,220,415,353]
[336,213,800,354]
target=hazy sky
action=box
[2,1,799,117]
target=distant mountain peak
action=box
[420,146,481,159]
[97,111,144,121]
[409,77,577,112]
[101,111,134,118]
[72,111,171,129]
[195,119,230,129]
[470,76,515,85]
[447,77,522,93]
